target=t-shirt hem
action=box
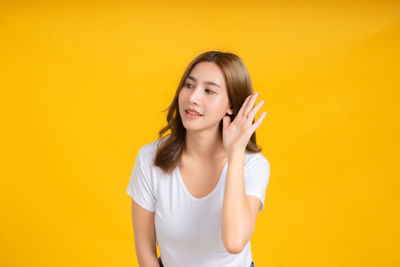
[127,188,156,212]
[245,192,264,212]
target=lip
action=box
[185,108,203,116]
[185,109,203,118]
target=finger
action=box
[222,115,231,129]
[247,100,265,120]
[243,92,259,118]
[250,111,267,133]
[236,94,252,118]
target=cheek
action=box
[179,89,189,101]
[207,98,227,114]
[178,91,185,107]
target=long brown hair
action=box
[153,50,262,174]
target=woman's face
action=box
[178,61,233,132]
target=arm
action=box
[131,199,160,267]
[221,92,267,254]
[221,152,261,254]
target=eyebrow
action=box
[187,75,221,89]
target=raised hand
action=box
[222,92,267,155]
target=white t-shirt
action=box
[126,137,270,267]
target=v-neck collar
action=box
[176,160,228,201]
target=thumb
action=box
[223,115,231,129]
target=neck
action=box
[183,127,226,161]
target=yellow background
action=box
[1,1,399,266]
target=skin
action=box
[178,61,268,253]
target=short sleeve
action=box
[244,153,270,212]
[126,147,156,212]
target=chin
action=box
[182,123,202,131]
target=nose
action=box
[188,86,202,104]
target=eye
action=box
[185,83,193,88]
[205,89,214,94]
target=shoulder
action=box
[137,136,168,166]
[245,151,270,168]
[138,140,158,158]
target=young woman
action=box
[127,50,270,267]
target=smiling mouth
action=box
[185,110,203,117]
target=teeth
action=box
[187,110,201,116]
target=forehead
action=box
[187,62,226,89]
